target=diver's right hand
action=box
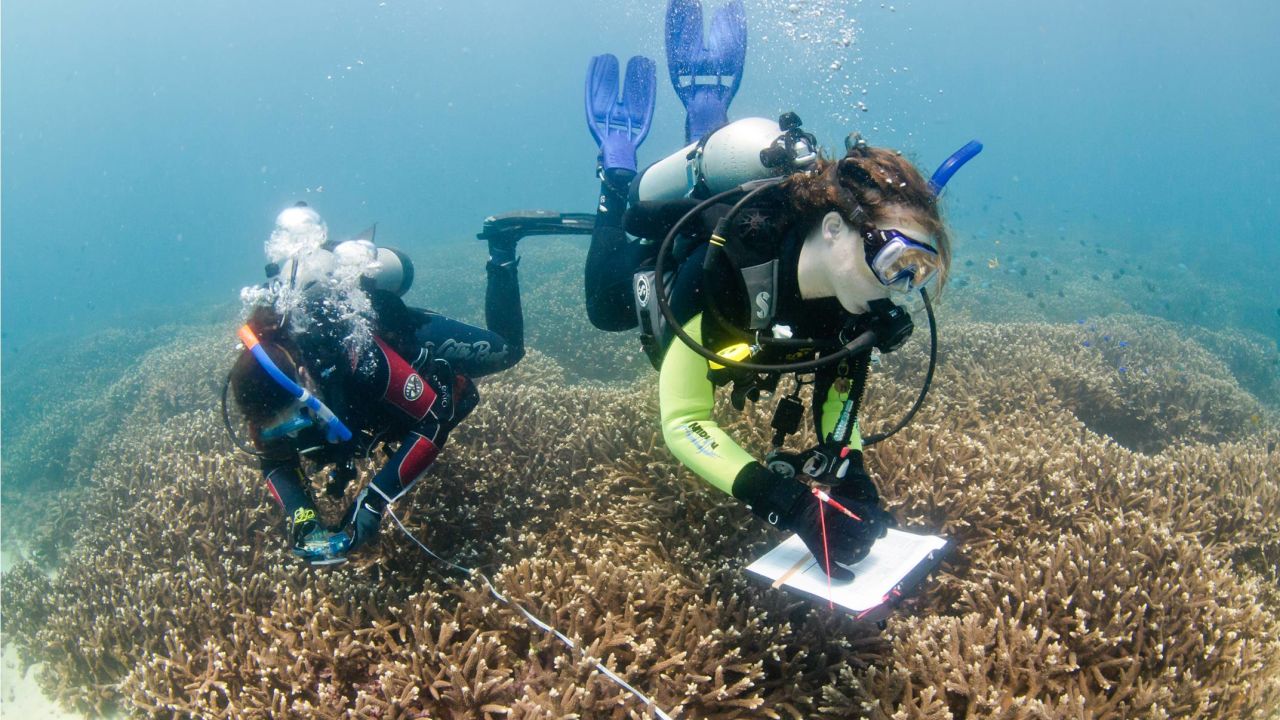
[783,487,888,581]
[339,487,385,555]
[742,467,887,580]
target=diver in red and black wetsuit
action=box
[228,204,526,566]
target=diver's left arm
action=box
[343,342,481,551]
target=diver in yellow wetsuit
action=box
[583,116,956,578]
[485,0,973,578]
[577,2,966,579]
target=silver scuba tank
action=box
[635,116,819,202]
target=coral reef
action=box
[1,324,234,557]
[3,245,1280,718]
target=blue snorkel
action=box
[928,139,983,196]
[237,325,353,444]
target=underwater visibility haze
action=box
[2,0,1279,717]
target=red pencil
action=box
[811,487,863,522]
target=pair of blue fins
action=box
[586,0,747,173]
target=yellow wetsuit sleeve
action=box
[818,377,864,452]
[659,314,758,495]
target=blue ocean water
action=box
[2,4,1280,712]
[2,0,1278,363]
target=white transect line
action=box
[385,506,676,720]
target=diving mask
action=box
[238,325,353,444]
[864,227,941,293]
[260,401,316,441]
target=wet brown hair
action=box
[229,306,302,429]
[781,143,951,291]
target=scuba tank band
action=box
[237,325,353,444]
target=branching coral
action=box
[857,515,1280,719]
[3,260,1279,719]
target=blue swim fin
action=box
[585,54,657,174]
[665,0,747,143]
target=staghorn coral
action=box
[3,256,1280,719]
[856,514,1280,719]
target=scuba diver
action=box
[482,0,980,581]
[226,203,528,566]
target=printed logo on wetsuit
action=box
[429,339,506,364]
[681,421,721,458]
[403,374,425,402]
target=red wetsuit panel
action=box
[266,478,284,507]
[395,433,440,487]
[375,337,437,421]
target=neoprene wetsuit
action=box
[585,171,867,499]
[258,259,524,531]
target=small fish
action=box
[988,257,1000,269]
[1250,414,1261,426]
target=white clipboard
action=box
[746,529,948,620]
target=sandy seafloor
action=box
[2,644,85,719]
[1,549,83,719]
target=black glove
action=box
[768,444,884,504]
[733,462,890,581]
[340,487,385,554]
[786,487,887,580]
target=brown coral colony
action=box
[2,243,1279,718]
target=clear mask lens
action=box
[869,230,941,292]
[261,405,316,440]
